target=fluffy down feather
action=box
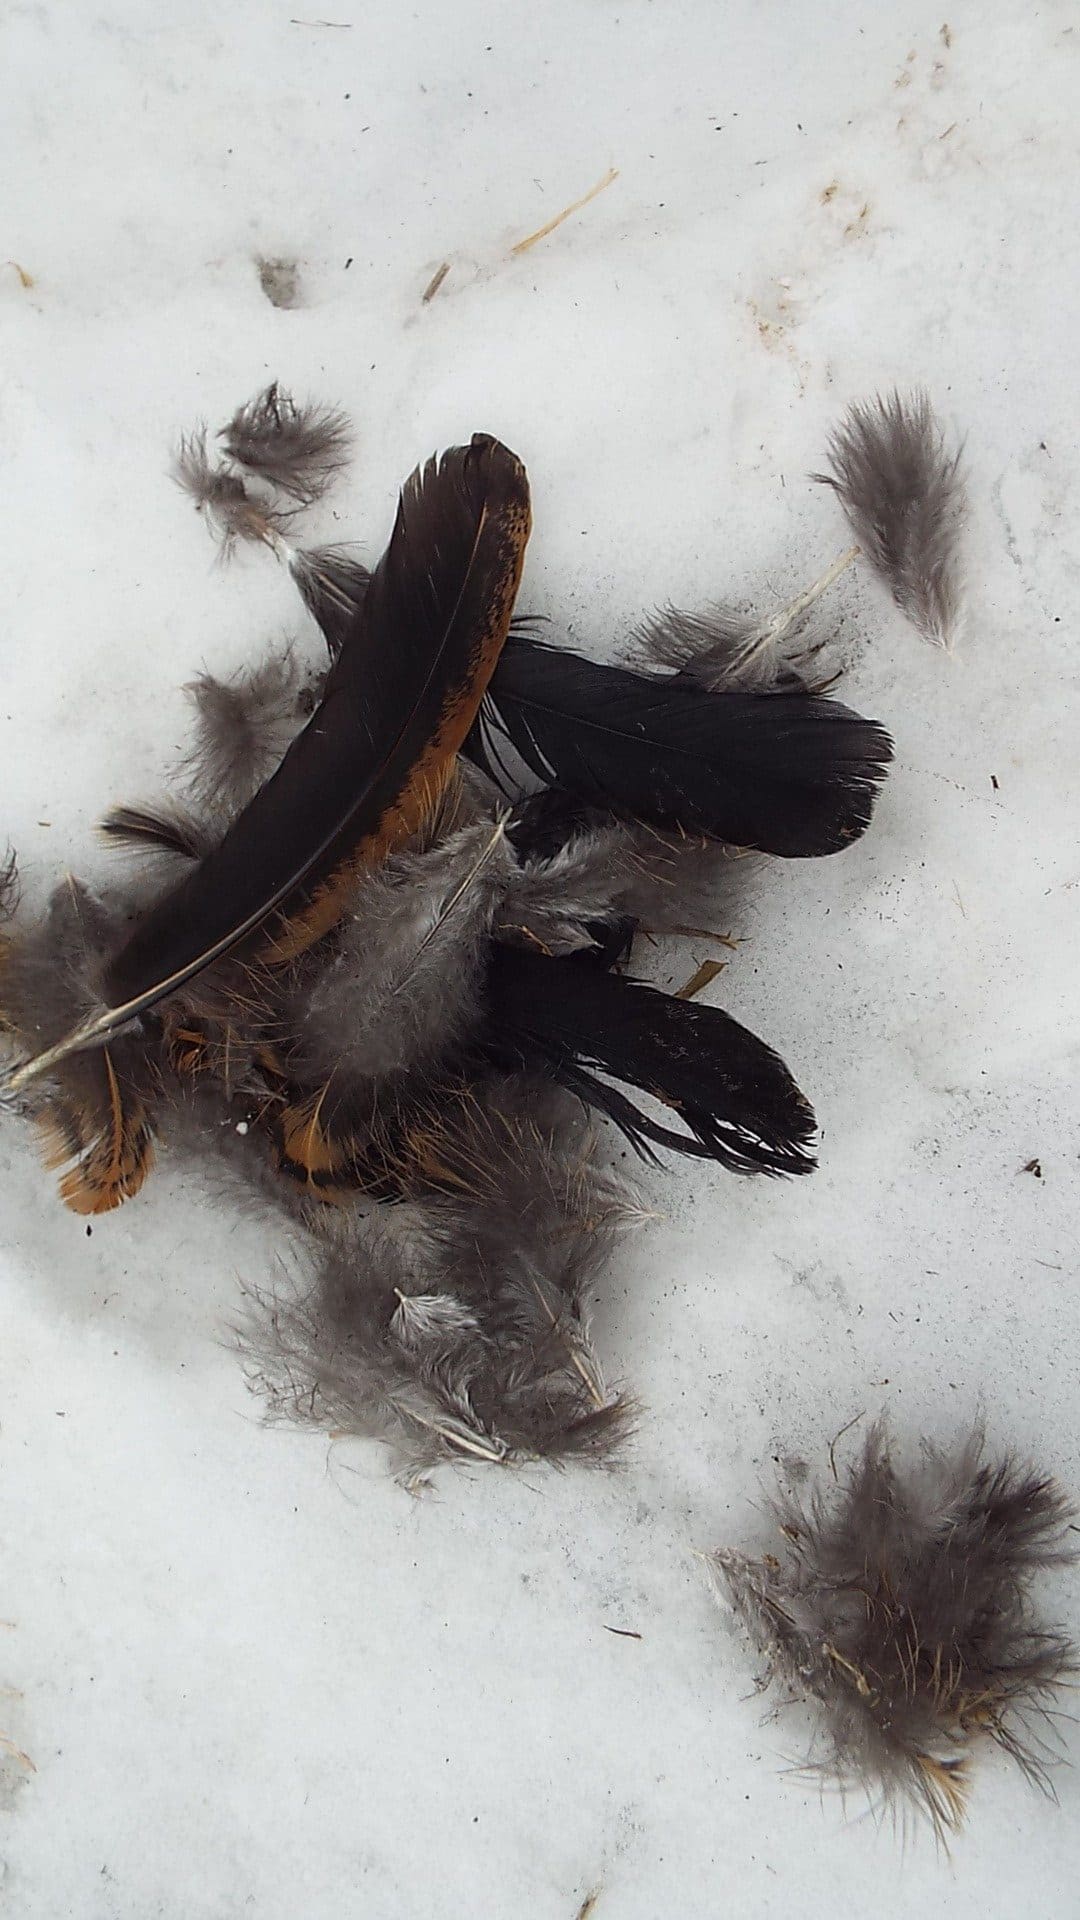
[815,389,967,647]
[631,598,836,694]
[181,651,316,816]
[218,385,352,505]
[294,819,513,1085]
[174,428,294,554]
[706,1422,1077,1834]
[236,1078,635,1472]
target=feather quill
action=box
[7,435,531,1093]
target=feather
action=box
[7,434,532,1094]
[815,389,967,647]
[497,828,631,953]
[174,428,294,554]
[293,819,512,1086]
[631,547,859,694]
[634,602,798,691]
[181,652,314,815]
[218,384,352,504]
[237,1079,635,1470]
[706,1422,1078,1833]
[36,1045,156,1214]
[99,802,219,863]
[0,882,159,1210]
[288,545,371,659]
[504,800,750,947]
[467,631,892,859]
[483,945,816,1175]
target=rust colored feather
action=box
[273,1093,362,1202]
[36,1048,156,1214]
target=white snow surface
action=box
[2,2,1079,1914]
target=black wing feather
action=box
[467,631,892,858]
[484,946,816,1176]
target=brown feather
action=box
[37,1047,156,1214]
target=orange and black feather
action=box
[10,434,530,1092]
[106,431,530,1002]
[36,1047,156,1214]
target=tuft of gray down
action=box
[294,820,514,1086]
[815,389,967,647]
[235,1077,637,1474]
[218,384,352,506]
[705,1420,1078,1835]
[173,428,294,555]
[631,604,828,694]
[181,650,314,817]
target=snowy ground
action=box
[2,2,1079,1914]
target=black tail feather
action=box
[484,946,816,1176]
[466,631,892,859]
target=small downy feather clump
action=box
[814,388,967,647]
[0,384,919,1473]
[238,1080,638,1473]
[705,1423,1078,1835]
[218,383,352,504]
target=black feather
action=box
[466,631,892,858]
[483,946,816,1175]
[8,435,531,1088]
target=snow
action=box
[2,1,1078,1913]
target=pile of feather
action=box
[6,382,1076,1835]
[0,387,968,1473]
